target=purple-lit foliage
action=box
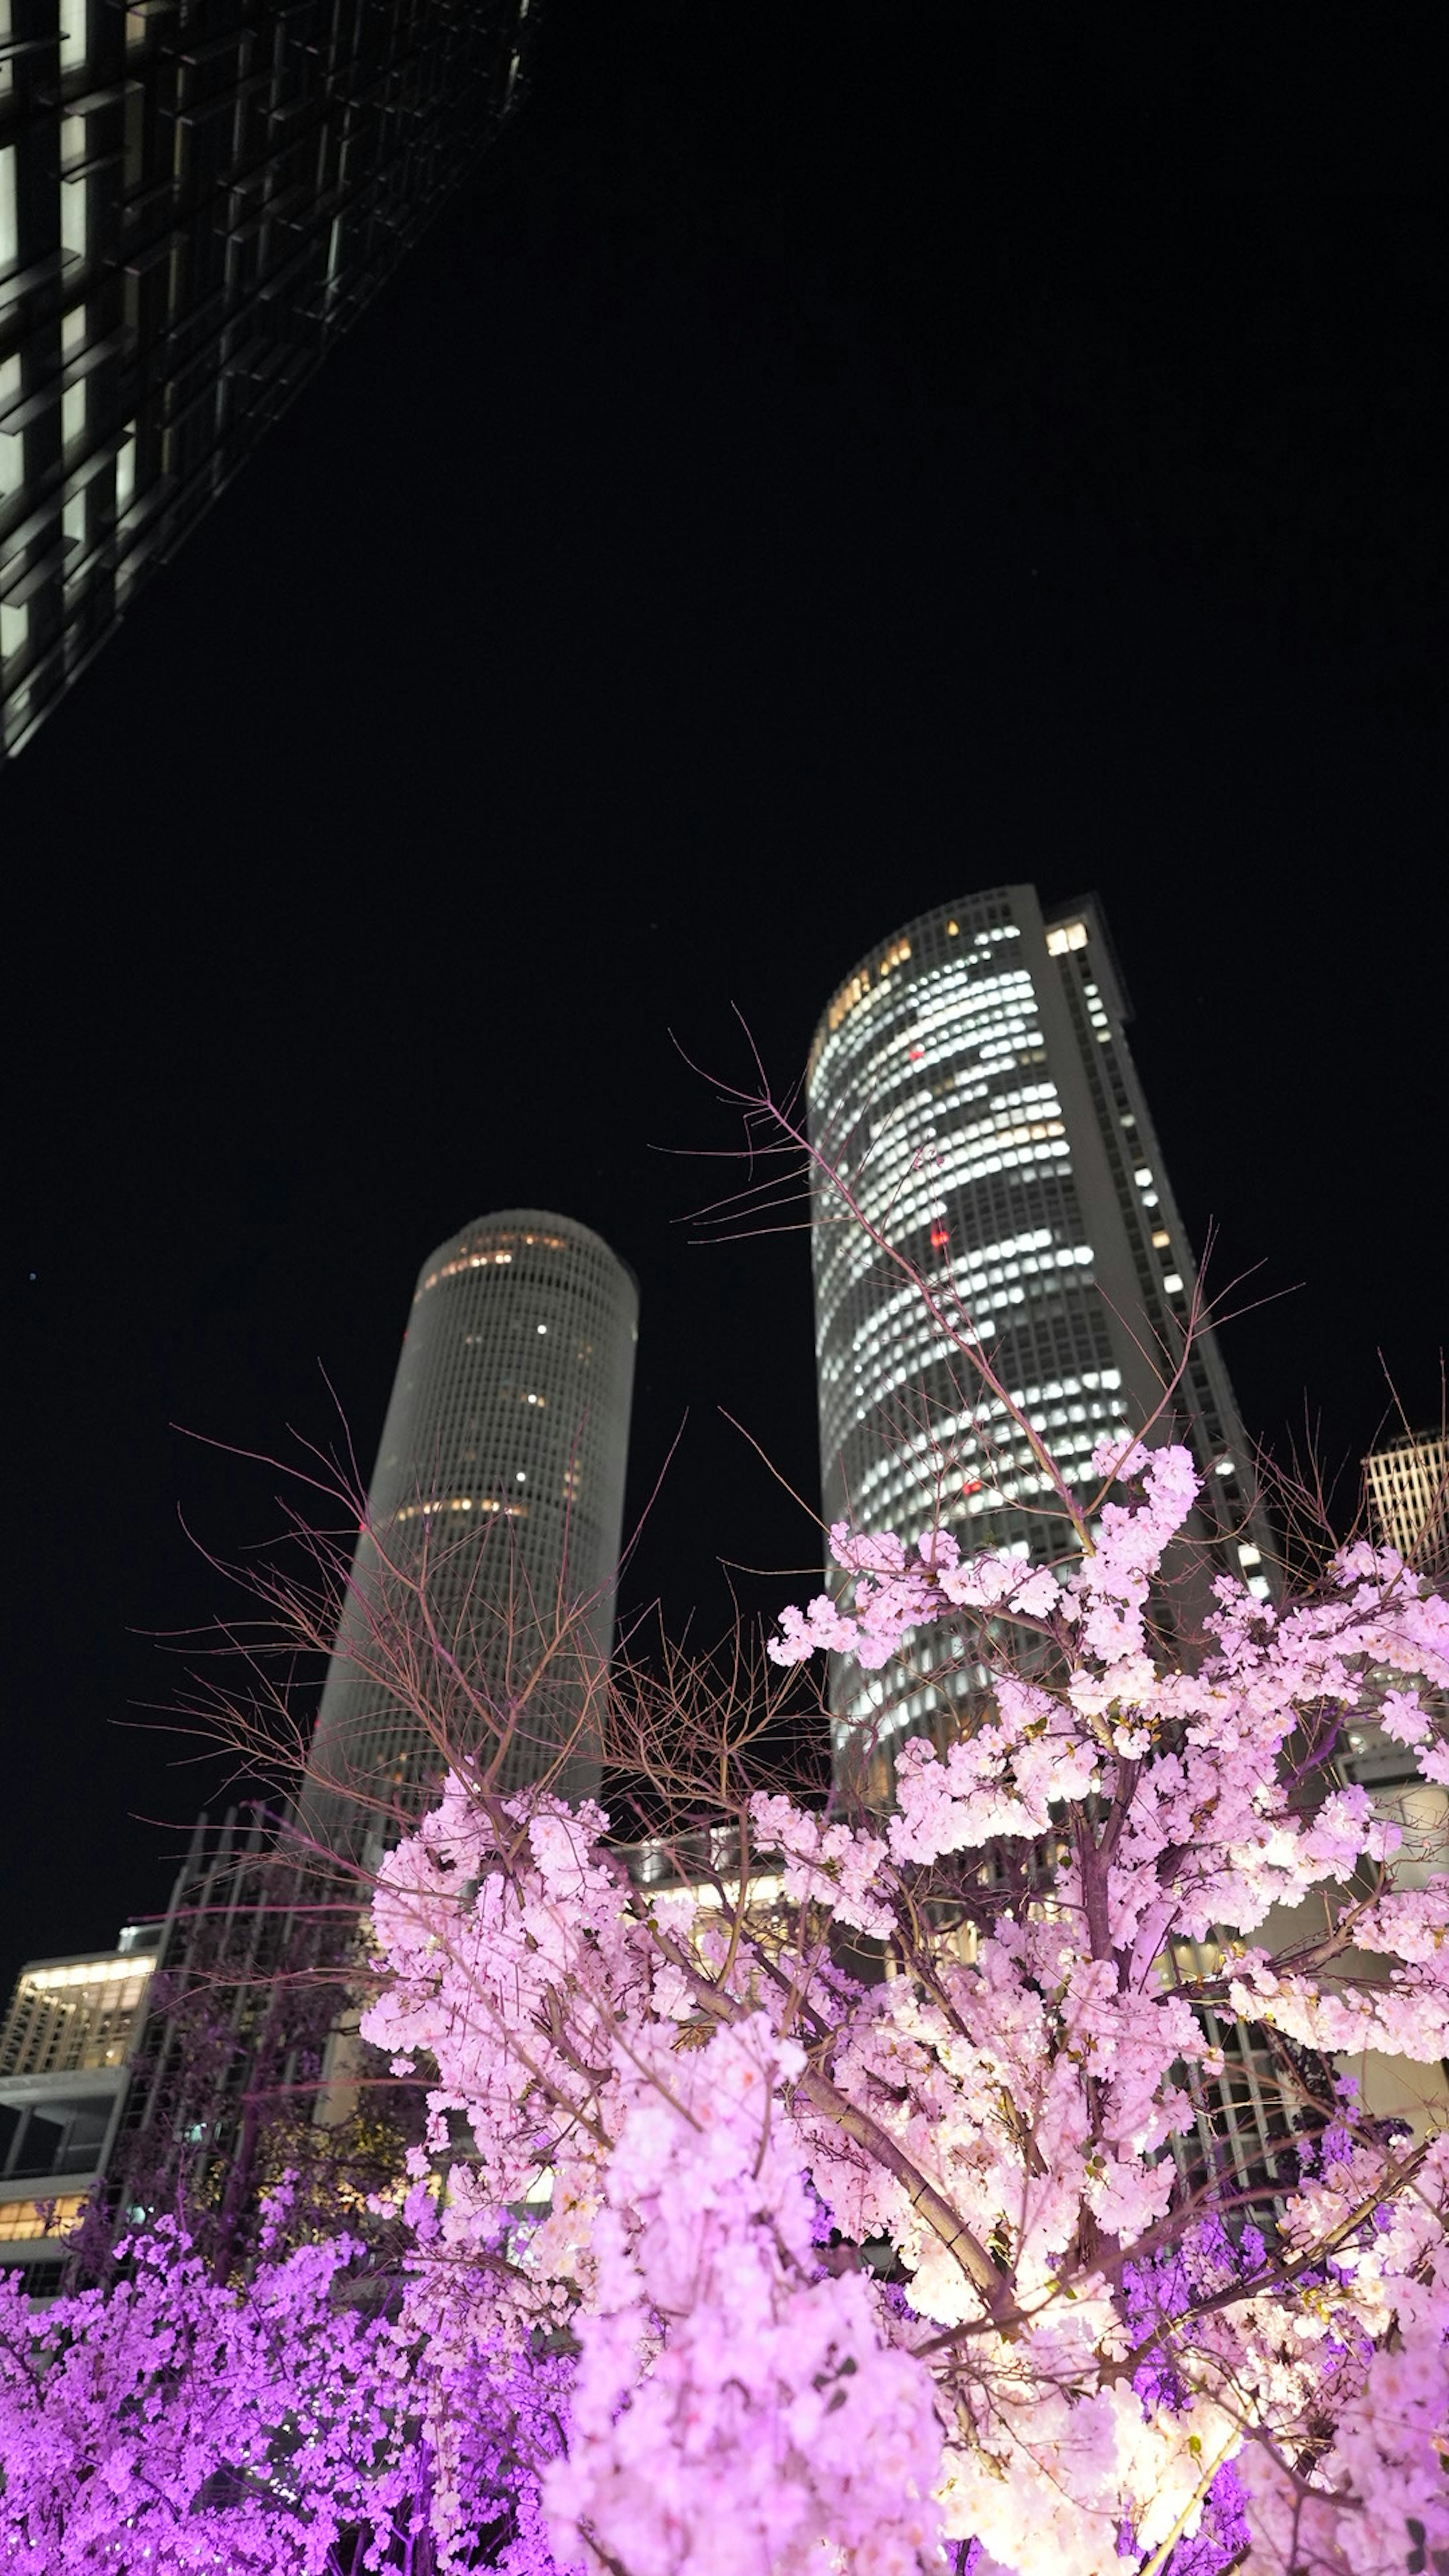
[9,1128,1449,2575]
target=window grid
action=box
[0,1954,153,2077]
[1364,1432,1449,1569]
[807,886,1273,1772]
[0,0,535,758]
[305,1209,637,1837]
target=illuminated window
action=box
[0,352,21,512]
[60,131,89,260]
[115,423,137,514]
[1151,1228,1171,1249]
[1162,1272,1184,1295]
[0,1951,154,2078]
[1045,922,1088,955]
[0,2192,88,2243]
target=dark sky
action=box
[4,5,1446,1998]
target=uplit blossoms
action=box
[349,1432,1449,2575]
[10,1434,1449,2571]
[0,2208,417,2571]
[0,2184,570,2570]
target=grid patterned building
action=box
[0,0,535,758]
[1364,1430,1449,1573]
[807,884,1273,1783]
[0,1925,158,2290]
[303,1208,639,1844]
[803,884,1362,2206]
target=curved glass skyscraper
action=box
[807,884,1271,1790]
[305,1209,638,1845]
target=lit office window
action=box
[115,423,137,514]
[0,349,21,509]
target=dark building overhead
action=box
[0,0,535,758]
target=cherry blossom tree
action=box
[347,1102,1449,2576]
[0,2184,572,2571]
[354,1446,1449,2576]
[12,1106,1449,2574]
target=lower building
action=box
[0,1923,159,2295]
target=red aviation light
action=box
[929,1223,950,1250]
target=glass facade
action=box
[0,1941,154,2076]
[0,0,534,758]
[1364,1430,1449,1573]
[0,1925,157,2289]
[807,884,1274,1785]
[303,1207,638,1844]
[98,1801,352,2264]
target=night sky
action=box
[5,6,1446,2000]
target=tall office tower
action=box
[808,884,1273,1790]
[304,1208,638,1847]
[1365,1430,1449,1572]
[0,0,535,760]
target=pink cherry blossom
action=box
[20,1392,1449,2576]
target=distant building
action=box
[806,884,1273,1791]
[1364,1430,1449,1572]
[86,1212,638,2284]
[0,1924,158,2293]
[303,1208,638,1845]
[0,0,535,758]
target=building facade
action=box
[1364,1430,1449,1573]
[807,884,1273,1784]
[0,0,535,758]
[303,1207,638,1844]
[0,1924,158,2293]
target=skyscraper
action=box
[807,884,1272,1785]
[0,0,534,759]
[304,1208,638,1845]
[60,1210,635,2284]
